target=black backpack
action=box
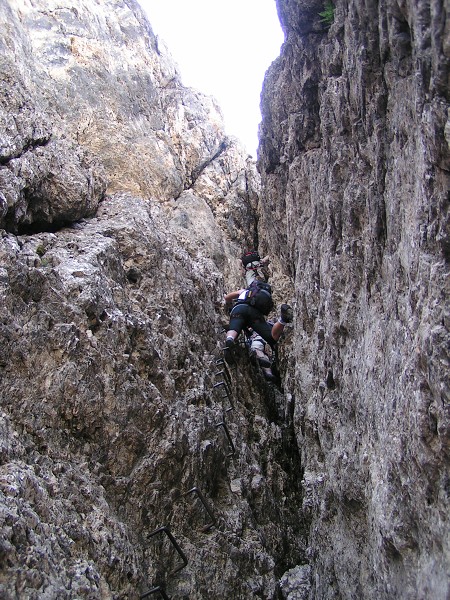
[241,250,260,267]
[239,281,274,315]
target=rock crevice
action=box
[0,0,448,598]
[0,1,306,598]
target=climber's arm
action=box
[224,289,244,304]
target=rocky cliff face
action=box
[0,0,448,599]
[258,0,449,598]
[0,1,306,599]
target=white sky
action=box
[137,0,284,157]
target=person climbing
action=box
[247,328,276,381]
[241,249,270,286]
[223,280,293,362]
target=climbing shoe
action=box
[280,304,293,324]
[224,337,236,364]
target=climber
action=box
[223,281,293,362]
[247,328,276,382]
[241,249,270,286]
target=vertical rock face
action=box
[0,0,260,243]
[259,0,449,598]
[0,1,306,599]
[1,0,448,598]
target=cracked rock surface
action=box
[258,0,449,598]
[0,1,305,599]
[0,192,306,598]
[1,0,448,598]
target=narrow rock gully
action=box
[140,329,309,599]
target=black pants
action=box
[228,304,276,347]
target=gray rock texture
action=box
[258,0,449,598]
[0,0,448,598]
[0,193,305,598]
[0,1,305,599]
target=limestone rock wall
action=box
[0,193,305,598]
[0,0,260,259]
[2,0,448,597]
[0,1,305,598]
[258,0,449,598]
